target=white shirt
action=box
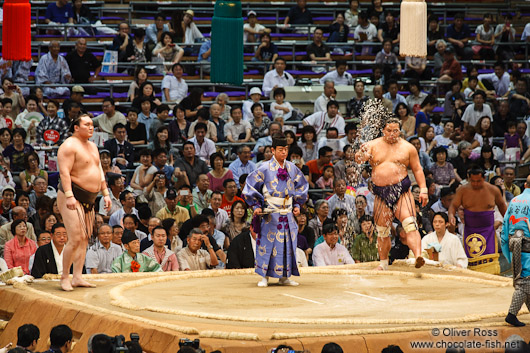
[319,70,352,86]
[243,23,265,42]
[188,136,216,163]
[477,71,510,97]
[184,23,203,44]
[521,23,530,41]
[316,137,346,156]
[314,93,331,113]
[313,242,355,266]
[210,206,229,230]
[242,99,263,121]
[421,230,468,268]
[461,103,492,127]
[327,193,356,217]
[109,207,138,227]
[303,112,345,137]
[161,75,188,103]
[270,101,294,120]
[354,23,377,41]
[51,240,64,275]
[262,69,295,97]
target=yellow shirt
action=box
[155,205,190,224]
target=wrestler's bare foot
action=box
[374,265,386,271]
[415,256,425,269]
[60,277,74,292]
[71,278,96,288]
[375,259,389,271]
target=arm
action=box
[138,166,155,187]
[448,189,463,226]
[203,235,219,267]
[409,144,428,206]
[19,171,31,192]
[494,185,507,216]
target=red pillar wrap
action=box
[2,0,32,61]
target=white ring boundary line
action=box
[344,291,386,302]
[282,293,325,305]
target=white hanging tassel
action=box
[399,0,427,57]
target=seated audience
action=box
[85,224,123,274]
[111,230,162,272]
[351,215,378,262]
[142,226,179,271]
[4,219,36,274]
[421,213,468,268]
[31,223,71,278]
[35,41,71,97]
[313,223,354,266]
[177,228,219,270]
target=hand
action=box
[186,194,193,203]
[66,196,77,210]
[201,234,211,248]
[254,207,262,216]
[103,195,112,211]
[448,214,456,227]
[88,76,96,83]
[65,74,72,82]
[457,41,464,48]
[419,192,428,207]
[15,85,21,94]
[293,207,300,216]
[154,98,161,105]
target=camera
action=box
[109,333,140,352]
[179,338,205,353]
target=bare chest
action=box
[370,142,409,167]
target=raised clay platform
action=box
[0,263,529,352]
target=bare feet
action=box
[60,277,74,292]
[71,278,96,288]
[415,256,425,269]
[374,265,386,271]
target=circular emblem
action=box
[44,129,60,143]
[465,233,487,258]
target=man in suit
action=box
[103,123,134,170]
[226,223,257,269]
[0,206,36,257]
[31,223,73,278]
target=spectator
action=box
[414,94,438,133]
[461,91,492,128]
[427,16,443,56]
[145,104,168,142]
[103,123,134,170]
[377,10,399,45]
[31,222,71,278]
[206,104,225,142]
[304,100,345,139]
[188,108,217,142]
[168,104,190,144]
[473,13,495,61]
[422,212,468,268]
[433,39,447,77]
[14,95,43,144]
[177,228,219,270]
[196,38,211,74]
[320,60,353,86]
[111,22,134,63]
[47,325,73,353]
[322,342,343,353]
[494,14,516,61]
[228,146,256,188]
[132,81,161,113]
[517,121,530,152]
[66,38,101,84]
[138,216,163,251]
[404,54,430,81]
[242,88,265,122]
[478,62,510,97]
[254,33,279,68]
[209,191,228,230]
[111,225,124,249]
[109,190,138,227]
[99,174,124,222]
[253,123,281,156]
[430,146,456,187]
[152,31,184,74]
[16,324,40,353]
[206,152,233,193]
[145,13,170,46]
[1,129,31,175]
[4,219,36,274]
[306,28,331,73]
[149,148,172,182]
[249,104,270,141]
[0,206,36,257]
[381,345,403,353]
[0,186,16,220]
[192,174,212,213]
[100,149,122,176]
[313,80,335,113]
[372,84,394,112]
[141,170,167,216]
[307,146,333,188]
[438,47,463,82]
[94,98,127,138]
[351,215,378,262]
[353,11,377,45]
[0,128,12,154]
[128,67,148,102]
[346,80,369,118]
[382,79,405,111]
[393,103,414,138]
[220,179,244,216]
[503,167,520,197]
[40,213,57,233]
[1,78,25,119]
[155,188,190,224]
[308,199,331,239]
[446,13,473,60]
[143,226,179,271]
[162,218,183,252]
[176,184,198,218]
[85,224,122,274]
[493,100,513,137]
[327,13,349,45]
[35,41,71,97]
[313,223,354,266]
[508,78,530,119]
[283,0,313,28]
[174,141,209,186]
[148,125,171,152]
[125,108,147,147]
[180,88,205,121]
[451,141,472,183]
[181,10,204,55]
[111,229,162,272]
[222,200,250,242]
[226,222,255,269]
[345,0,360,28]
[244,11,269,43]
[262,57,295,98]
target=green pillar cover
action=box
[211,0,243,85]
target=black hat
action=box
[164,188,178,200]
[121,229,138,244]
[444,47,454,54]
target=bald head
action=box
[526,175,530,188]
[12,206,27,220]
